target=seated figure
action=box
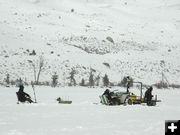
[16,85,34,103]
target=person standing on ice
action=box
[144,86,153,106]
[16,85,34,103]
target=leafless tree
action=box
[67,68,76,86]
[28,56,46,85]
[36,56,45,84]
[52,72,58,87]
[5,73,10,85]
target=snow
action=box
[0,86,180,135]
[0,0,180,85]
[0,0,180,134]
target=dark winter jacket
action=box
[103,89,112,101]
[144,87,153,102]
[17,86,31,102]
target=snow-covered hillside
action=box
[0,0,180,84]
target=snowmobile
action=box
[100,82,161,106]
[100,91,129,105]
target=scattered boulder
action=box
[106,36,114,44]
[103,62,110,68]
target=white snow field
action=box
[0,0,180,84]
[0,0,180,134]
[0,86,180,135]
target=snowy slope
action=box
[0,86,180,135]
[0,0,180,84]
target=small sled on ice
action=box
[100,82,161,106]
[56,97,72,104]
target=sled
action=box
[143,95,161,106]
[56,97,72,104]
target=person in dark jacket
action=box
[16,85,34,103]
[144,86,153,106]
[102,89,112,104]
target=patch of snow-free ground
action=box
[0,86,180,135]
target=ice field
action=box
[0,86,180,135]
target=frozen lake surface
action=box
[0,86,180,135]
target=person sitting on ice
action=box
[144,86,153,106]
[102,89,113,104]
[16,85,34,103]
